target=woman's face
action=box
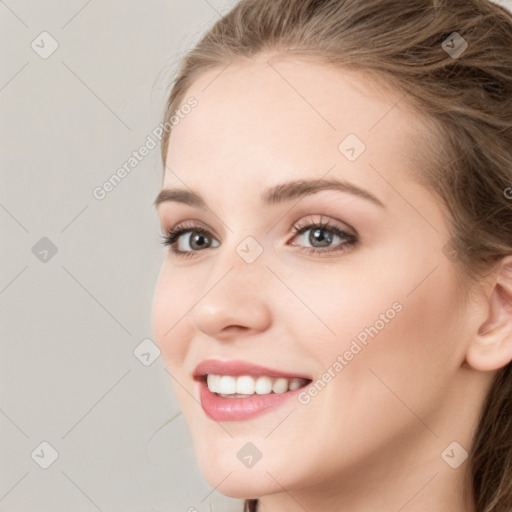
[152,56,477,502]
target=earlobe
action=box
[464,255,512,372]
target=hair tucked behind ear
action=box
[160,1,512,510]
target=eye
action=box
[160,220,219,259]
[160,215,358,258]
[289,215,357,255]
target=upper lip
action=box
[193,359,312,381]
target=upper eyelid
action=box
[165,214,349,228]
[293,215,356,234]
[164,215,357,241]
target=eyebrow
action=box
[153,178,385,210]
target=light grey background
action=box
[1,1,511,511]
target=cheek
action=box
[299,251,464,409]
[151,267,189,367]
[324,263,463,421]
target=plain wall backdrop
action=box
[1,0,511,511]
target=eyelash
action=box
[160,216,358,259]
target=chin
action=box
[200,466,278,500]
[191,440,285,499]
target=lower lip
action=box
[198,380,305,421]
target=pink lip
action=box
[193,359,312,422]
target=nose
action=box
[190,251,272,341]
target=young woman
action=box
[151,1,512,510]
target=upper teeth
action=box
[206,374,307,396]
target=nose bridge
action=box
[215,231,268,296]
[212,202,269,281]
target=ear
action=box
[465,255,512,372]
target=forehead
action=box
[163,55,431,203]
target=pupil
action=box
[311,228,332,247]
[191,233,208,250]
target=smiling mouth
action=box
[205,374,312,397]
[193,359,314,420]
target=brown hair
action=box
[159,1,512,510]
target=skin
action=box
[152,53,512,512]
